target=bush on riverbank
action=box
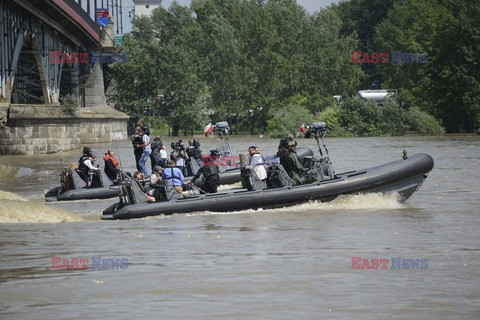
[313,97,444,137]
[267,104,313,138]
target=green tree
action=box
[267,104,313,138]
[339,97,383,136]
[374,0,480,132]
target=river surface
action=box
[0,135,479,319]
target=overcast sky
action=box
[118,0,340,34]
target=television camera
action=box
[170,141,185,151]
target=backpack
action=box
[203,164,220,182]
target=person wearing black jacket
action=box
[186,139,202,166]
[150,136,163,172]
[188,157,220,193]
[132,127,144,172]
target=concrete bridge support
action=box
[0,0,128,155]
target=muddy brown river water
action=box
[0,135,479,319]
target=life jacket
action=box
[186,146,196,158]
[103,154,119,169]
[203,164,220,183]
[132,134,143,150]
[164,167,182,186]
[78,154,90,178]
[194,148,202,159]
[279,150,290,172]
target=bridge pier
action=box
[0,0,129,155]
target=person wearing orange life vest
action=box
[103,150,120,181]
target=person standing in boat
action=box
[247,146,267,182]
[286,141,308,185]
[171,141,189,177]
[162,160,185,198]
[132,127,144,172]
[150,136,163,172]
[137,126,152,176]
[103,150,120,182]
[188,156,220,193]
[158,145,169,168]
[186,139,203,167]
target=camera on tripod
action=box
[304,122,327,139]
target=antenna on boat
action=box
[112,134,128,204]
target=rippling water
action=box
[0,135,479,319]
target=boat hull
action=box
[102,153,434,220]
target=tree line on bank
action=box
[109,0,480,137]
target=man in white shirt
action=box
[247,145,267,181]
[138,126,152,176]
[78,147,100,187]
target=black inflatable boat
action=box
[44,165,243,202]
[102,152,434,220]
[45,121,246,202]
[44,147,310,202]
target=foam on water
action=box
[0,190,83,224]
[182,192,404,218]
[275,193,405,212]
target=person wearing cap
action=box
[286,141,308,185]
[246,145,267,181]
[277,133,297,156]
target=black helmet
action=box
[141,126,150,136]
[83,147,92,156]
